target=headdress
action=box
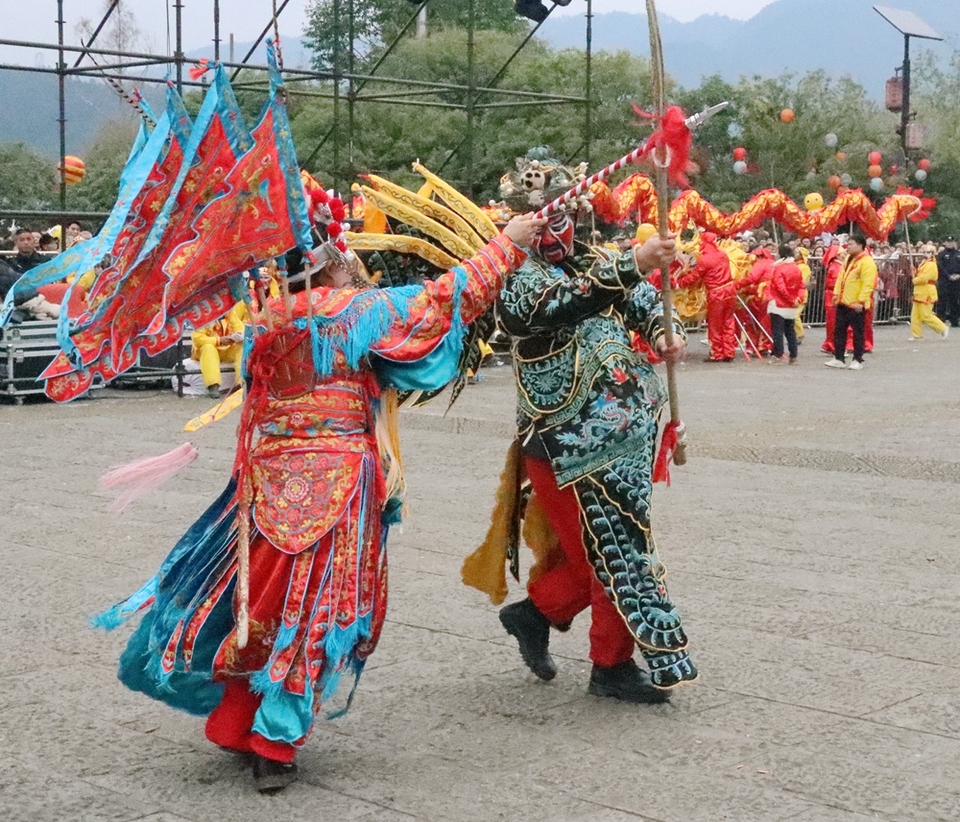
[498,147,590,215]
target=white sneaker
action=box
[824,359,847,369]
[908,336,923,341]
[941,327,950,339]
[848,360,864,370]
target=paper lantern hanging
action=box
[869,177,884,192]
[915,168,928,182]
[840,173,852,186]
[868,151,882,166]
[733,161,748,175]
[918,158,931,171]
[824,133,838,148]
[868,164,883,178]
[58,155,85,185]
[732,147,747,161]
[780,108,795,123]
[828,175,842,190]
[804,192,824,211]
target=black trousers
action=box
[834,304,865,362]
[769,313,798,359]
[936,285,960,327]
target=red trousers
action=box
[205,679,299,763]
[823,301,836,352]
[705,288,737,360]
[524,456,635,668]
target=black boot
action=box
[499,598,557,681]
[588,659,670,704]
[252,755,298,794]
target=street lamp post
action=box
[874,6,943,159]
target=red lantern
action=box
[918,158,931,171]
[868,164,883,178]
[868,151,882,166]
[733,147,747,162]
[780,108,795,123]
[828,175,842,190]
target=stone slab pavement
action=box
[1,324,958,822]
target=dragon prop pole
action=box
[646,0,687,466]
[531,102,727,222]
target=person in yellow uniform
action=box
[191,301,248,397]
[825,234,877,371]
[910,244,949,340]
[793,246,812,340]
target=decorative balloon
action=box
[840,173,852,186]
[870,177,884,192]
[868,164,883,178]
[635,223,658,244]
[733,161,748,175]
[915,168,928,182]
[780,108,795,123]
[58,156,86,185]
[805,171,818,181]
[836,152,847,161]
[804,192,824,211]
[824,133,838,148]
[868,151,882,166]
[918,158,931,171]
[828,175,842,190]
[837,186,850,196]
[733,147,747,161]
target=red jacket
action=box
[767,261,806,308]
[738,255,775,297]
[677,241,732,293]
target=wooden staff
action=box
[647,0,687,465]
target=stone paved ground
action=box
[1,324,958,822]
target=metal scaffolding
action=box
[0,0,595,220]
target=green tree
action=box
[0,143,56,211]
[65,119,141,212]
[304,0,525,73]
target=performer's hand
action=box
[634,234,676,273]
[656,335,686,364]
[503,213,548,249]
[852,304,864,313]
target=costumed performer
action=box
[675,231,736,362]
[910,244,949,340]
[469,149,697,703]
[95,209,543,793]
[191,300,249,398]
[793,247,812,340]
[820,243,843,354]
[825,233,877,370]
[736,247,775,356]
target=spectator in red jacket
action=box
[767,244,807,363]
[676,232,736,362]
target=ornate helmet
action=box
[498,147,589,214]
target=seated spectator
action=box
[38,233,59,252]
[190,301,248,398]
[8,229,46,274]
[0,259,59,322]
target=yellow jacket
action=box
[912,259,938,304]
[191,302,248,355]
[833,252,878,309]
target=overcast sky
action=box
[5,0,775,63]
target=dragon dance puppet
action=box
[463,147,697,700]
[34,48,544,794]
